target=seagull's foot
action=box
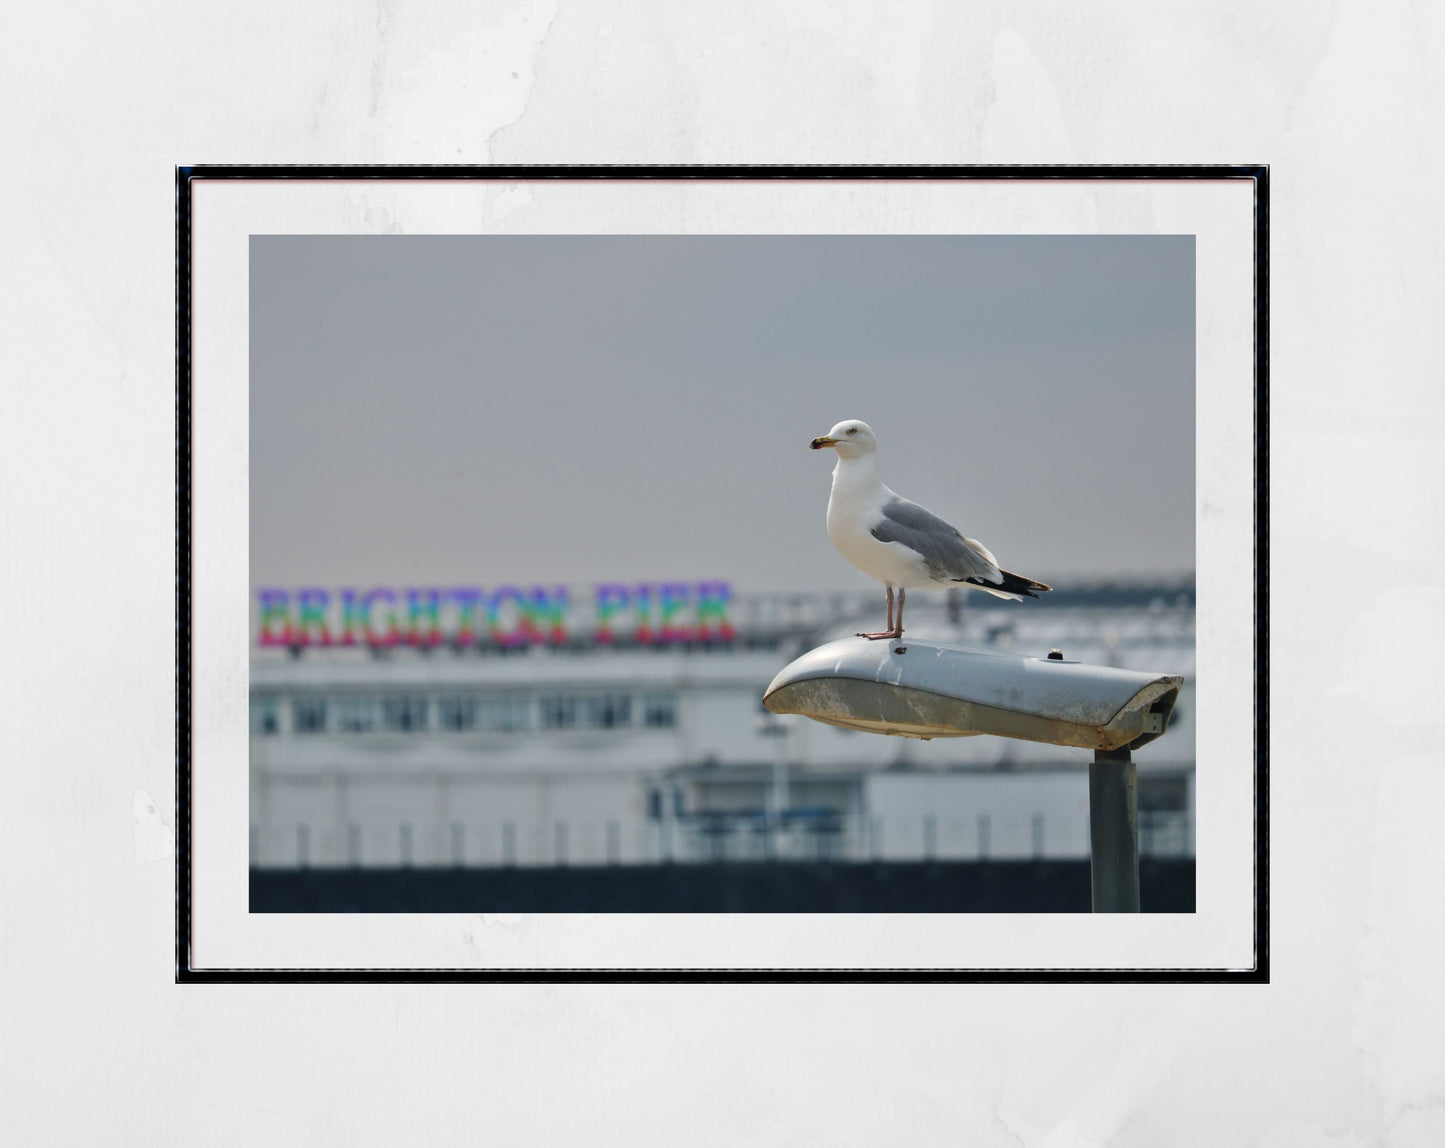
[856,629,903,641]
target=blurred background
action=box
[249,233,1195,912]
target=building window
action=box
[381,695,428,732]
[250,695,281,735]
[335,695,380,734]
[479,695,531,732]
[538,695,578,730]
[292,695,328,734]
[585,693,632,729]
[641,692,677,728]
[437,695,478,731]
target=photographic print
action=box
[181,168,1264,978]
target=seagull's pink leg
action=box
[858,585,903,640]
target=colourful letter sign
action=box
[258,589,292,646]
[406,588,443,646]
[594,583,631,644]
[256,581,733,649]
[696,581,735,641]
[361,588,399,647]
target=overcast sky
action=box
[250,234,1194,596]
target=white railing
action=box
[251,811,1193,869]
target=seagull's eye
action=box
[847,428,858,436]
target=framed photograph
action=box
[179,166,1266,980]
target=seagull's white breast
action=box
[825,460,935,589]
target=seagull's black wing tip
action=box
[956,571,1052,598]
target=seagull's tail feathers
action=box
[955,569,1052,600]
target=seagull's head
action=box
[810,419,877,459]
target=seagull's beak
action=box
[810,436,838,450]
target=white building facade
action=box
[250,584,1195,868]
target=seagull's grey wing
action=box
[871,497,1003,583]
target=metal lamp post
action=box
[756,710,793,859]
[763,636,1182,913]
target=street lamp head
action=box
[763,637,1182,751]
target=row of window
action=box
[250,691,678,736]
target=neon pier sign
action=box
[256,582,735,648]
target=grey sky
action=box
[250,235,1193,595]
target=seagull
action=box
[810,419,1052,640]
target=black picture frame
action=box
[177,164,1268,983]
